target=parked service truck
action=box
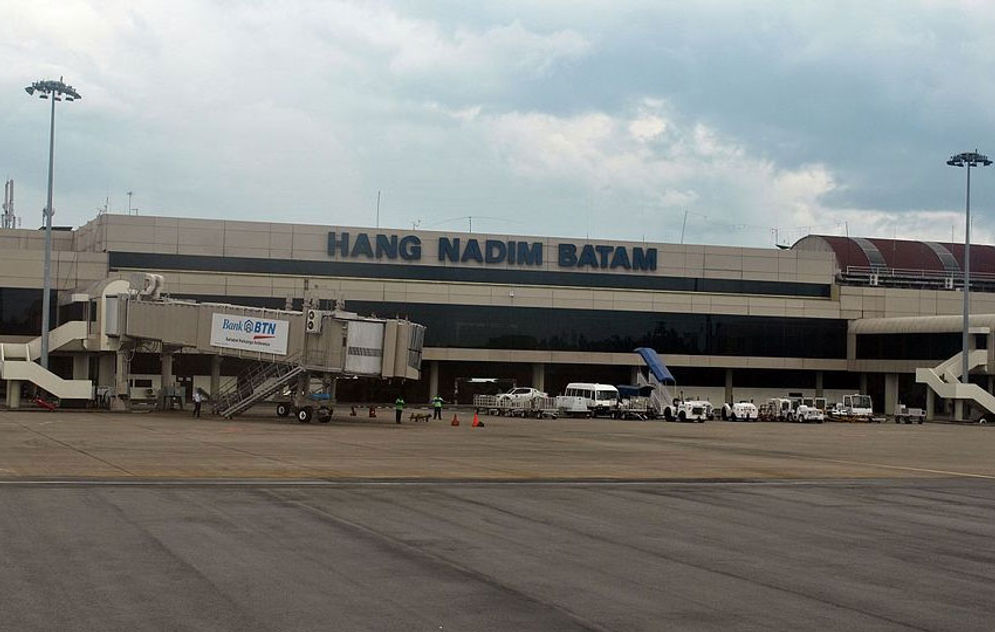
[893,403,925,424]
[830,394,884,423]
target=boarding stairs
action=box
[915,349,995,415]
[634,347,676,417]
[213,359,306,419]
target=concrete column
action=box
[531,363,545,392]
[158,348,176,410]
[630,366,640,384]
[954,399,964,421]
[6,380,21,409]
[925,388,935,421]
[884,373,898,418]
[859,373,868,395]
[815,371,824,398]
[210,355,222,398]
[724,369,733,405]
[72,353,89,380]
[428,361,439,398]
[111,349,130,411]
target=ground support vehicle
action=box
[722,401,758,421]
[498,387,547,405]
[613,397,652,420]
[894,403,925,424]
[473,393,557,418]
[664,399,713,422]
[792,404,825,423]
[556,395,591,417]
[829,394,885,423]
[760,398,794,422]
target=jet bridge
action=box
[2,274,425,420]
[109,288,425,420]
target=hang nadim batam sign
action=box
[210,313,289,355]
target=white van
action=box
[559,382,620,417]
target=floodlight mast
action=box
[24,77,81,370]
[946,151,992,395]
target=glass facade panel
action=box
[855,333,962,361]
[349,301,847,358]
[0,288,56,336]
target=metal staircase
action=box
[213,359,306,419]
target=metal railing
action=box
[839,265,995,291]
[212,355,305,418]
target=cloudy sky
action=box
[4,0,995,247]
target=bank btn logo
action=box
[220,316,278,340]
[212,313,288,355]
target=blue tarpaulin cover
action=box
[634,347,676,384]
[616,384,655,397]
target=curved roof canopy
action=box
[792,235,995,275]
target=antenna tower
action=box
[2,179,17,229]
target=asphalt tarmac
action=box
[1,479,993,631]
[2,410,994,630]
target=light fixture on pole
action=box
[946,150,991,389]
[25,77,81,370]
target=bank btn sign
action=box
[327,232,658,271]
[210,313,289,355]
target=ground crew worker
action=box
[394,396,405,424]
[432,395,444,420]
[192,389,203,418]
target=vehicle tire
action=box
[729,412,737,422]
[297,406,313,424]
[276,403,290,417]
[917,419,923,424]
[317,406,331,423]
[721,407,729,421]
[664,408,674,421]
[678,411,687,422]
[787,413,795,423]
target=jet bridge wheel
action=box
[296,406,314,424]
[276,403,291,417]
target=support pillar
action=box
[884,373,898,419]
[815,371,824,398]
[925,388,934,421]
[531,363,545,392]
[859,373,868,395]
[158,348,175,410]
[954,399,964,421]
[724,368,733,405]
[6,380,22,409]
[429,361,439,399]
[210,355,222,398]
[111,349,130,411]
[630,366,640,384]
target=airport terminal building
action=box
[4,213,995,415]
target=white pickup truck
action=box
[498,387,546,404]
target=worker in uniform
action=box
[192,389,203,418]
[432,394,444,420]
[394,396,405,424]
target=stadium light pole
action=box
[24,77,81,370]
[946,151,992,387]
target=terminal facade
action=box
[4,213,995,416]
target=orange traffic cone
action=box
[472,412,484,428]
[451,413,460,426]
